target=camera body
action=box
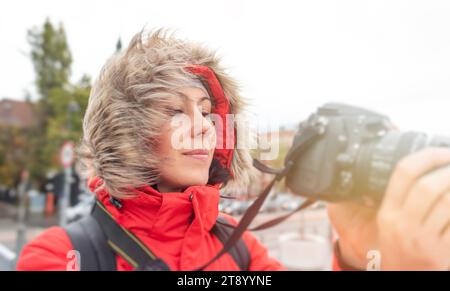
[285,103,450,204]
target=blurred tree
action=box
[24,19,90,186]
[0,19,90,190]
[42,75,90,168]
[27,18,72,102]
[0,125,32,188]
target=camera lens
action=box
[354,132,450,202]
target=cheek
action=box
[154,127,178,170]
[156,123,176,154]
[205,127,217,150]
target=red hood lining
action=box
[185,65,235,177]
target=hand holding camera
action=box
[285,103,450,270]
[328,147,450,270]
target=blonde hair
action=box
[78,29,254,198]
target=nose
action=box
[190,109,213,138]
[191,110,213,138]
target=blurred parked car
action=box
[219,192,306,216]
[66,191,95,223]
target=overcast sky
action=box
[1,0,450,135]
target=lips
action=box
[182,149,210,161]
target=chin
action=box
[182,173,209,187]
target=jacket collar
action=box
[88,176,220,241]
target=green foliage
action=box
[27,18,72,101]
[0,19,91,188]
[0,125,33,187]
[0,18,91,189]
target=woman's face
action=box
[156,87,217,192]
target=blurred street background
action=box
[0,14,334,269]
[3,0,450,270]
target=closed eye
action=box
[167,109,184,116]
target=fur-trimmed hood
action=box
[79,29,255,197]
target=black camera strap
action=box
[194,125,322,270]
[217,197,317,231]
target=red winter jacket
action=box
[17,176,285,271]
[17,176,349,271]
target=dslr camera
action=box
[285,103,450,204]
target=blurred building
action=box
[0,99,35,128]
[247,129,296,198]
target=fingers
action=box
[402,165,450,224]
[438,214,450,267]
[443,222,450,243]
[422,192,450,237]
[381,148,450,212]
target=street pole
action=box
[59,141,75,227]
[59,166,71,227]
[15,170,29,261]
[59,101,79,227]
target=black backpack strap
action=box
[212,216,251,271]
[65,215,116,271]
[66,201,250,271]
[91,200,170,271]
[65,201,170,271]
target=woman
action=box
[17,30,450,271]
